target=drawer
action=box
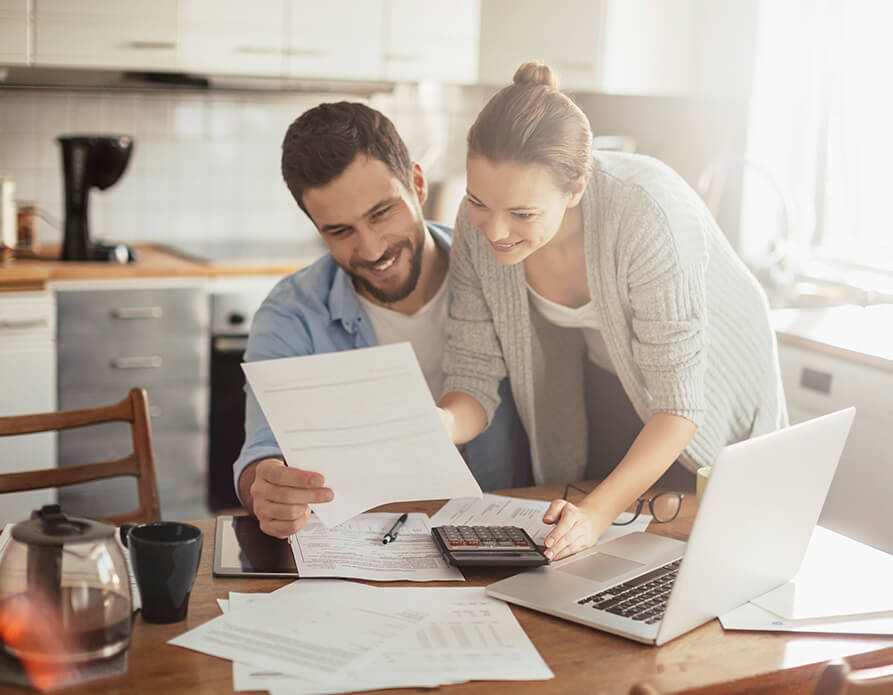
[58,338,208,389]
[57,287,208,340]
[777,344,893,422]
[59,385,208,439]
[0,291,56,342]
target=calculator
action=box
[431,525,550,568]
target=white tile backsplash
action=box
[0,84,488,247]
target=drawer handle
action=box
[125,40,178,50]
[800,367,832,394]
[284,47,327,57]
[148,405,162,418]
[111,356,163,370]
[0,318,48,329]
[111,306,163,320]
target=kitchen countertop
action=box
[772,303,893,372]
[0,243,319,290]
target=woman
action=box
[438,62,787,561]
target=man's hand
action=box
[239,458,334,538]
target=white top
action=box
[358,277,450,399]
[526,283,616,374]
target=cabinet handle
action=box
[236,45,280,55]
[148,405,162,418]
[385,53,421,62]
[111,356,163,370]
[125,40,177,50]
[110,306,163,320]
[214,336,249,353]
[800,367,832,395]
[284,48,327,57]
[0,318,48,329]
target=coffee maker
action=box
[58,135,135,262]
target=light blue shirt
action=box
[233,223,531,502]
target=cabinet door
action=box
[600,0,696,96]
[283,0,383,80]
[35,0,178,71]
[178,0,285,77]
[383,0,480,84]
[0,0,29,66]
[479,0,606,91]
[778,344,893,555]
[0,293,57,525]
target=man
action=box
[234,101,530,538]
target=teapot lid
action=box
[11,505,115,547]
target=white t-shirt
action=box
[526,283,616,374]
[358,278,450,399]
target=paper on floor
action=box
[289,512,463,581]
[242,343,482,527]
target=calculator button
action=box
[449,540,465,546]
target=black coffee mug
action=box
[121,521,203,624]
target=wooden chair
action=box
[0,388,161,525]
[814,658,893,695]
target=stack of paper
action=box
[720,526,893,635]
[170,580,553,694]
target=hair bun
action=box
[512,61,559,89]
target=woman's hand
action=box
[541,499,609,561]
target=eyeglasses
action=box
[562,483,684,525]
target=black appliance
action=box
[58,134,135,262]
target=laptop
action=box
[486,407,856,645]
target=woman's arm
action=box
[541,411,697,560]
[438,390,489,445]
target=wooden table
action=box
[11,484,893,695]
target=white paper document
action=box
[719,601,893,636]
[289,512,464,581]
[751,525,893,620]
[430,493,652,545]
[242,342,482,527]
[223,585,552,695]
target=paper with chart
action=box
[430,493,652,545]
[221,583,552,694]
[289,513,464,581]
[242,342,482,527]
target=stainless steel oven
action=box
[208,279,280,510]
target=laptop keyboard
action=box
[576,559,681,625]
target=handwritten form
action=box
[430,493,652,545]
[289,513,463,581]
[242,343,482,527]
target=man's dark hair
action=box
[281,101,413,217]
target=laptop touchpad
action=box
[558,552,644,582]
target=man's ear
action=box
[412,162,428,207]
[567,175,589,208]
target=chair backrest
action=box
[0,388,161,525]
[814,659,893,695]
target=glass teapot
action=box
[0,505,132,663]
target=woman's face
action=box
[465,157,585,265]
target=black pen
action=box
[382,513,408,544]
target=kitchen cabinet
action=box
[479,0,700,95]
[383,0,480,84]
[0,0,30,66]
[777,342,893,555]
[177,0,285,77]
[0,291,57,526]
[34,0,179,71]
[283,0,383,81]
[55,282,209,522]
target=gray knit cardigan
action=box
[443,151,788,485]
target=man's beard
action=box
[349,226,425,305]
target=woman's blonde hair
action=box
[467,61,593,191]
